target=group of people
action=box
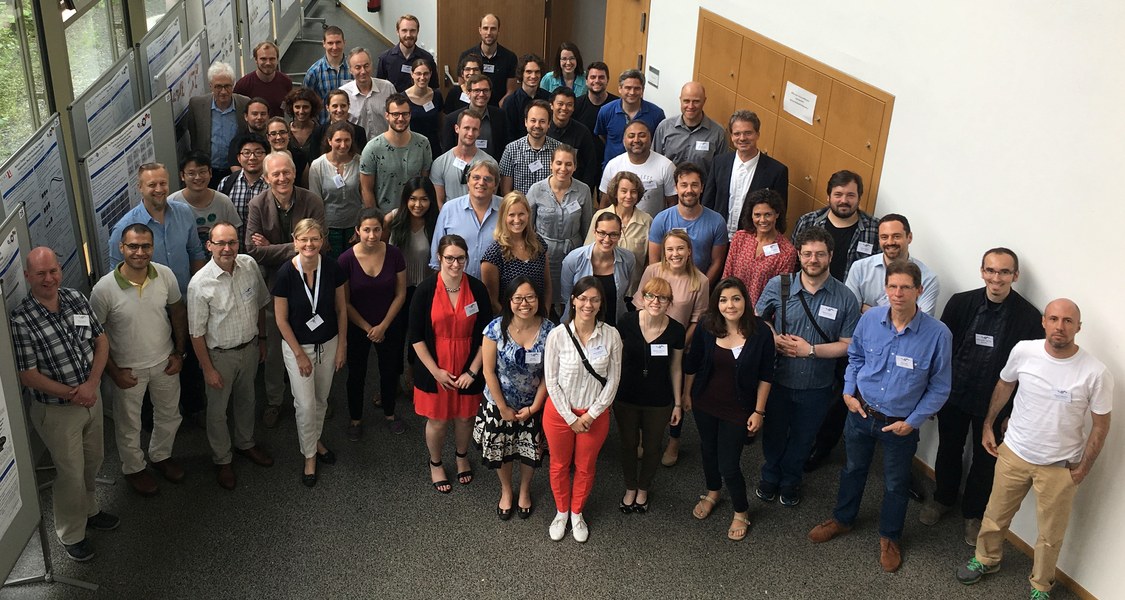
[8,12,1112,600]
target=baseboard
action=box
[911,457,1096,600]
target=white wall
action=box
[337,0,438,56]
[646,0,1125,596]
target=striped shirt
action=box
[10,288,105,404]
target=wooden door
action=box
[435,1,548,91]
[603,0,650,80]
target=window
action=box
[63,0,127,98]
[0,0,47,165]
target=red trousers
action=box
[543,400,610,514]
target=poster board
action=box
[0,206,41,586]
[66,50,141,157]
[275,0,301,57]
[203,0,238,70]
[136,3,188,100]
[241,0,275,73]
[77,94,178,278]
[0,116,86,293]
[153,31,208,123]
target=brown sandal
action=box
[728,515,751,541]
[693,494,719,520]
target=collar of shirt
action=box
[675,114,710,132]
[736,152,760,171]
[112,262,158,290]
[211,98,236,114]
[879,305,923,334]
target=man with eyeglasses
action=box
[187,222,276,490]
[430,161,502,279]
[217,134,270,241]
[360,93,433,213]
[183,61,250,188]
[442,54,483,115]
[168,150,241,253]
[923,248,1043,545]
[808,260,951,574]
[755,226,860,508]
[703,110,790,240]
[92,223,189,497]
[341,47,396,136]
[499,99,559,195]
[442,74,509,156]
[234,42,291,117]
[845,214,940,316]
[245,152,326,428]
[430,109,497,207]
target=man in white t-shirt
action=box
[598,120,676,217]
[956,298,1113,599]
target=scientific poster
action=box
[0,381,23,543]
[84,62,136,150]
[146,16,183,81]
[204,0,236,66]
[0,229,24,312]
[161,36,204,121]
[87,110,156,271]
[247,0,272,47]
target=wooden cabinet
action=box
[785,186,819,233]
[697,20,743,89]
[700,74,736,140]
[773,119,822,198]
[738,40,786,112]
[780,59,833,135]
[825,81,885,165]
[817,142,875,213]
[734,95,777,155]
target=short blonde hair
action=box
[292,218,326,239]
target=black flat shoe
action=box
[619,500,635,514]
[302,472,317,487]
[633,500,649,514]
[497,505,513,521]
[518,503,533,519]
[317,449,337,465]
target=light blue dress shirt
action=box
[429,194,502,279]
[844,253,940,316]
[559,244,634,322]
[108,200,206,296]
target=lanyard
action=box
[296,254,321,313]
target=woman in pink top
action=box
[634,230,708,346]
[722,189,796,306]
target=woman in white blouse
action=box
[543,276,622,543]
[309,120,362,258]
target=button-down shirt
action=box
[844,305,952,429]
[304,56,353,121]
[653,113,728,177]
[790,207,878,281]
[499,136,560,194]
[210,98,238,170]
[757,274,860,389]
[108,200,206,296]
[376,44,438,91]
[219,171,268,241]
[544,322,622,424]
[341,77,395,136]
[10,289,105,404]
[594,99,666,168]
[845,253,941,316]
[429,194,502,278]
[727,153,760,239]
[187,254,271,349]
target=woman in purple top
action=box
[340,207,408,440]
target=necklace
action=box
[444,284,460,293]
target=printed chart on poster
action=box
[157,32,206,122]
[0,226,25,313]
[203,0,236,66]
[86,111,157,272]
[82,60,138,151]
[0,117,83,290]
[247,0,273,48]
[0,379,22,544]
[145,16,184,85]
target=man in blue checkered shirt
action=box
[304,25,353,122]
[10,247,118,562]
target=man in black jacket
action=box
[922,247,1043,545]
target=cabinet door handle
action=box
[803,175,812,182]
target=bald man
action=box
[10,248,118,561]
[956,299,1113,598]
[459,14,518,106]
[653,81,728,177]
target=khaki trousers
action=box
[205,343,259,464]
[29,398,104,545]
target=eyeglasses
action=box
[642,293,672,304]
[469,174,495,184]
[209,240,238,247]
[441,255,468,265]
[387,111,411,119]
[295,236,322,244]
[267,130,289,138]
[799,251,829,260]
[122,243,153,251]
[574,294,601,304]
[239,150,266,158]
[594,230,621,240]
[212,83,233,91]
[982,268,1016,277]
[511,294,537,305]
[182,169,210,179]
[469,88,491,95]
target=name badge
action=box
[423,101,435,112]
[73,314,91,327]
[333,174,346,189]
[975,334,994,348]
[525,351,543,364]
[643,178,658,190]
[589,344,608,359]
[241,286,255,301]
[453,158,467,170]
[475,139,488,149]
[694,140,710,151]
[857,241,874,255]
[565,202,581,214]
[465,301,479,316]
[306,314,324,331]
[731,345,743,359]
[818,305,838,320]
[400,64,413,74]
[483,64,496,73]
[1052,388,1072,403]
[762,243,780,256]
[650,343,669,356]
[895,355,914,370]
[460,92,470,103]
[528,159,543,173]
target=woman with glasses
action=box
[685,278,774,541]
[723,189,796,305]
[309,121,363,258]
[317,89,367,156]
[615,276,684,514]
[266,117,309,187]
[540,42,587,95]
[443,54,483,115]
[527,145,592,316]
[561,213,633,327]
[339,208,407,440]
[543,276,622,542]
[408,234,493,494]
[405,59,444,158]
[285,87,323,161]
[587,172,651,298]
[473,277,553,520]
[481,192,550,315]
[272,219,348,487]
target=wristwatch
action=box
[807,344,816,358]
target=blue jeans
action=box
[759,385,834,493]
[832,411,919,541]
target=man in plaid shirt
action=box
[499,100,559,195]
[304,25,353,122]
[10,247,118,562]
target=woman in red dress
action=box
[408,234,494,493]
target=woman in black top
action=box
[614,276,684,514]
[684,277,774,541]
[272,218,348,487]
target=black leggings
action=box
[695,409,750,513]
[615,402,673,490]
[345,324,405,420]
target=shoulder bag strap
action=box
[564,322,607,387]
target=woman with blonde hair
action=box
[480,191,551,314]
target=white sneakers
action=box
[549,512,569,541]
[571,513,589,543]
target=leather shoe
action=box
[235,446,274,467]
[217,464,236,490]
[125,470,159,497]
[808,518,852,543]
[879,537,902,572]
[151,458,185,483]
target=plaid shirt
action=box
[220,171,268,241]
[305,56,353,121]
[498,136,560,194]
[790,207,879,281]
[10,288,106,404]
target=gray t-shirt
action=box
[429,148,497,202]
[168,189,242,247]
[359,132,433,213]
